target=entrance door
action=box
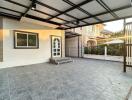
[51,36,61,58]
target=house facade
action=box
[67,24,105,47]
[82,24,105,47]
[0,17,65,68]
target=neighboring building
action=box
[82,24,106,47]
[67,24,107,47]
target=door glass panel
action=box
[52,37,61,57]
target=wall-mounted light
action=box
[31,3,36,10]
[31,0,37,10]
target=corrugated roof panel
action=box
[0,0,26,12]
[67,9,88,19]
[97,13,115,21]
[0,8,20,16]
[83,18,99,23]
[102,0,130,9]
[38,0,71,11]
[28,10,49,19]
[81,0,106,15]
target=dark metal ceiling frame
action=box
[0,12,21,20]
[0,7,66,27]
[0,6,71,28]
[0,11,63,26]
[63,0,120,25]
[96,0,119,18]
[66,14,132,29]
[62,0,102,22]
[47,0,94,20]
[21,0,35,18]
[1,0,132,29]
[3,0,72,28]
[64,5,132,26]
[36,0,89,24]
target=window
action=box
[14,31,39,49]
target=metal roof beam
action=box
[63,5,131,25]
[66,15,132,29]
[0,6,70,28]
[47,0,94,20]
[0,12,20,20]
[0,6,23,14]
[96,0,119,18]
[25,14,61,26]
[21,0,37,18]
[36,0,89,24]
[3,0,73,26]
[62,0,102,22]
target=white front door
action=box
[51,36,61,58]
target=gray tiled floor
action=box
[0,58,132,100]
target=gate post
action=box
[123,19,126,72]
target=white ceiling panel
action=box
[0,8,20,16]
[21,17,59,28]
[12,0,31,6]
[81,0,106,15]
[28,10,49,19]
[58,15,74,21]
[67,9,88,19]
[0,0,26,12]
[37,4,59,16]
[78,22,86,25]
[97,14,114,21]
[65,23,77,27]
[102,0,130,10]
[83,18,98,23]
[38,0,71,11]
[115,7,132,18]
[51,18,65,24]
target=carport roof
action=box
[0,0,132,29]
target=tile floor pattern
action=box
[0,58,132,100]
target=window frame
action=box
[14,30,39,49]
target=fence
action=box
[124,22,132,69]
[84,44,123,56]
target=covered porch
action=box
[0,0,132,99]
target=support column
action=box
[123,18,126,72]
[0,17,3,62]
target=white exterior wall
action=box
[0,18,65,68]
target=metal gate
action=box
[124,22,132,72]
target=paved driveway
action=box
[0,58,132,100]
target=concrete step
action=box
[50,57,73,65]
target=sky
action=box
[104,18,132,32]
